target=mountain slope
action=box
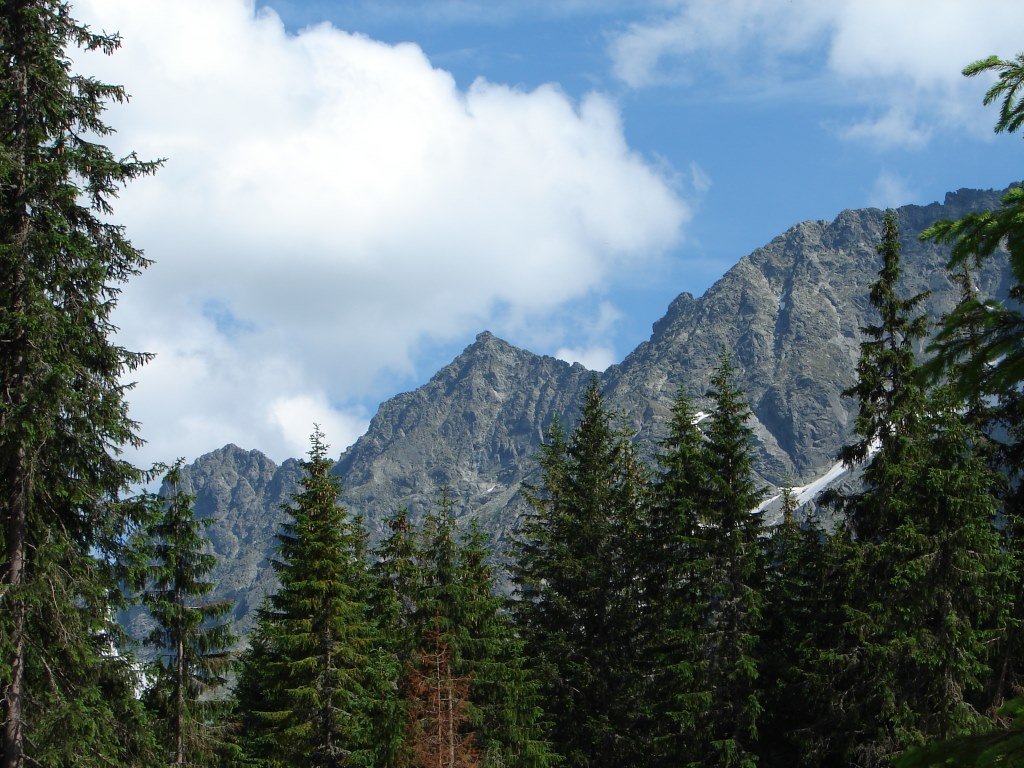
[335,330,594,547]
[169,186,1015,635]
[603,188,1012,482]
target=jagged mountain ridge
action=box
[170,186,1015,635]
[603,187,1012,481]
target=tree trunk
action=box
[1,459,27,768]
[0,21,32,768]
[175,605,185,765]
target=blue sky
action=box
[73,0,1024,465]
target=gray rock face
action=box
[171,186,1015,633]
[336,331,594,549]
[125,445,304,641]
[603,188,1012,485]
[174,445,303,632]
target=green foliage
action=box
[922,54,1024,397]
[757,488,831,768]
[142,462,236,766]
[0,1,160,765]
[842,210,931,475]
[373,496,557,768]
[964,53,1024,135]
[922,186,1024,397]
[236,428,389,768]
[513,380,651,767]
[914,48,1024,736]
[680,356,765,768]
[823,213,1011,767]
[641,388,709,766]
[896,697,1024,768]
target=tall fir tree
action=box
[682,356,765,768]
[0,3,160,766]
[757,488,847,768]
[142,462,236,766]
[828,212,1009,767]
[370,509,424,768]
[643,388,709,766]
[441,515,557,768]
[237,428,388,768]
[375,497,557,768]
[512,381,650,768]
[920,50,1024,719]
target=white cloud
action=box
[689,161,712,195]
[609,0,1024,143]
[609,0,833,89]
[72,0,687,465]
[269,395,369,458]
[841,107,932,150]
[868,171,917,209]
[553,300,622,371]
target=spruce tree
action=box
[682,356,765,768]
[512,381,650,767]
[643,388,709,766]
[380,496,556,768]
[757,489,843,768]
[921,53,1024,398]
[448,518,557,768]
[238,428,387,768]
[0,3,160,766]
[142,462,236,766]
[828,212,1010,766]
[920,51,1024,719]
[371,509,424,768]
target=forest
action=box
[2,2,1024,767]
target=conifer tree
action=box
[382,497,556,768]
[682,356,765,768]
[643,388,709,766]
[757,490,836,768]
[232,621,280,766]
[988,393,1024,714]
[238,428,387,768]
[142,462,236,766]
[372,510,422,671]
[371,509,424,768]
[921,53,1024,398]
[406,627,481,768]
[0,3,160,766]
[828,212,1010,766]
[448,519,557,768]
[920,50,1024,719]
[513,381,650,767]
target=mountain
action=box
[167,186,1015,637]
[122,446,303,639]
[335,330,594,547]
[602,188,1011,481]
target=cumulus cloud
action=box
[610,0,1024,145]
[72,0,687,465]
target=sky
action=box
[70,0,1024,467]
